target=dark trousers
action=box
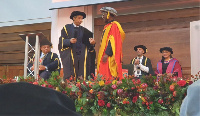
[40,71,51,80]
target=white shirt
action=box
[40,53,47,59]
[73,23,79,27]
[134,56,149,77]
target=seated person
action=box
[28,40,61,80]
[0,82,81,115]
[130,45,154,78]
[155,47,182,77]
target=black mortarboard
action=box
[40,38,52,46]
[134,45,147,54]
[70,11,86,20]
[0,82,81,115]
[160,47,173,54]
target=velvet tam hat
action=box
[160,47,173,54]
[134,45,147,54]
[100,7,117,16]
[70,11,86,20]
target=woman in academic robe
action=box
[155,47,182,77]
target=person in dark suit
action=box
[28,40,61,80]
[58,11,96,81]
[0,82,81,115]
[130,45,154,78]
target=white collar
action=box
[73,23,79,27]
[137,56,143,59]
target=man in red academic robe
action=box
[97,7,125,80]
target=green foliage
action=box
[1,71,199,116]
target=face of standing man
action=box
[73,15,83,26]
[101,11,109,23]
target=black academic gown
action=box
[28,52,61,75]
[58,24,95,80]
[130,56,154,76]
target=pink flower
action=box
[117,81,122,85]
[158,99,163,104]
[107,103,111,108]
[117,89,123,96]
[111,84,117,89]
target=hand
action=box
[70,38,77,43]
[167,73,173,77]
[31,65,34,71]
[157,74,162,77]
[134,59,140,65]
[39,65,46,71]
[102,54,108,62]
[89,38,95,45]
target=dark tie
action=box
[137,58,140,74]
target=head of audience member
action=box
[100,7,117,23]
[134,45,147,57]
[40,40,52,55]
[0,82,81,115]
[160,47,173,62]
[70,11,86,26]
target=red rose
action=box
[177,80,186,87]
[48,84,54,88]
[132,96,138,103]
[131,87,135,90]
[173,91,177,97]
[106,102,111,108]
[123,101,126,104]
[126,101,130,104]
[33,81,38,85]
[132,79,136,84]
[98,100,105,107]
[41,84,46,87]
[188,81,193,85]
[169,85,175,91]
[136,79,141,84]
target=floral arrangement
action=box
[0,71,199,116]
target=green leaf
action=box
[71,85,78,92]
[113,89,117,96]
